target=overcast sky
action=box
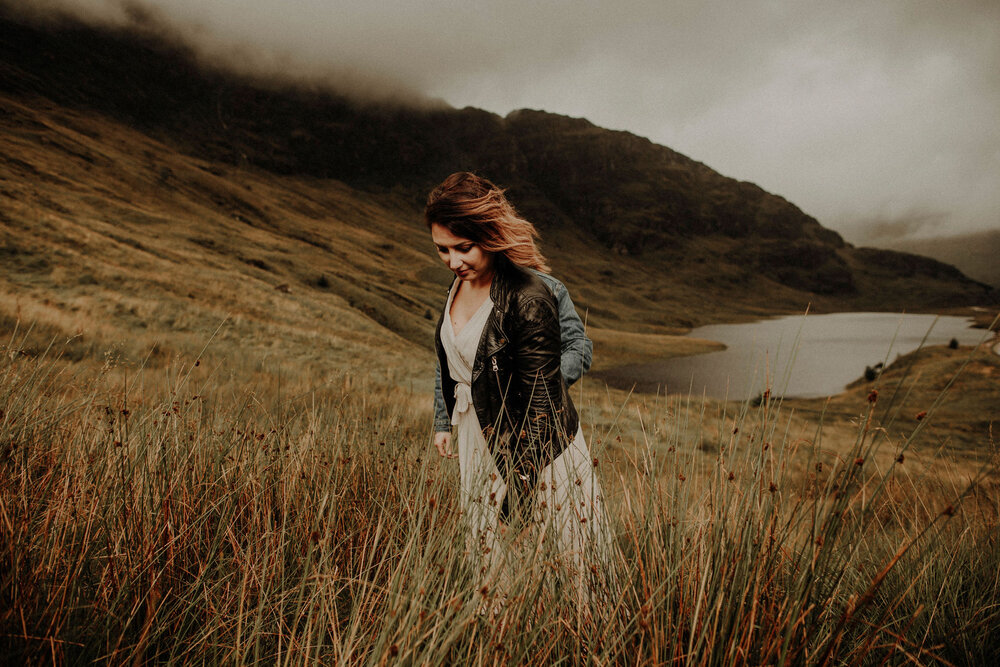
[30,0,1000,242]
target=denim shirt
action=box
[433,270,592,432]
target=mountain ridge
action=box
[874,229,1000,289]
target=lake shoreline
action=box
[591,311,988,401]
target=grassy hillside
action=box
[1,88,739,388]
[0,94,443,384]
[789,340,1000,453]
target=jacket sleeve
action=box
[433,360,450,432]
[550,279,592,385]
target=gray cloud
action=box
[19,0,1000,240]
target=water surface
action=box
[599,312,985,401]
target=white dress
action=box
[440,281,606,585]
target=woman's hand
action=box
[433,431,457,458]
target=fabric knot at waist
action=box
[452,383,472,426]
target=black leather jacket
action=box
[435,260,580,520]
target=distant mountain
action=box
[0,6,995,367]
[876,230,1000,288]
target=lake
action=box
[597,312,987,401]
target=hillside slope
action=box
[878,230,1000,288]
[0,92,447,383]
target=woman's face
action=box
[430,223,494,285]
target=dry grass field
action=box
[2,323,998,664]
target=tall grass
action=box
[1,338,997,664]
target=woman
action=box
[427,172,604,583]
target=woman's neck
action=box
[461,268,494,292]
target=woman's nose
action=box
[448,253,462,269]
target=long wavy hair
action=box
[425,172,550,273]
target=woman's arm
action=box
[553,282,592,384]
[533,272,592,385]
[432,362,455,457]
[433,361,450,432]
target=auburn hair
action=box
[425,172,550,273]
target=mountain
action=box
[0,7,995,376]
[876,230,1000,289]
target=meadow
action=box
[2,322,997,665]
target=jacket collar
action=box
[488,256,527,317]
